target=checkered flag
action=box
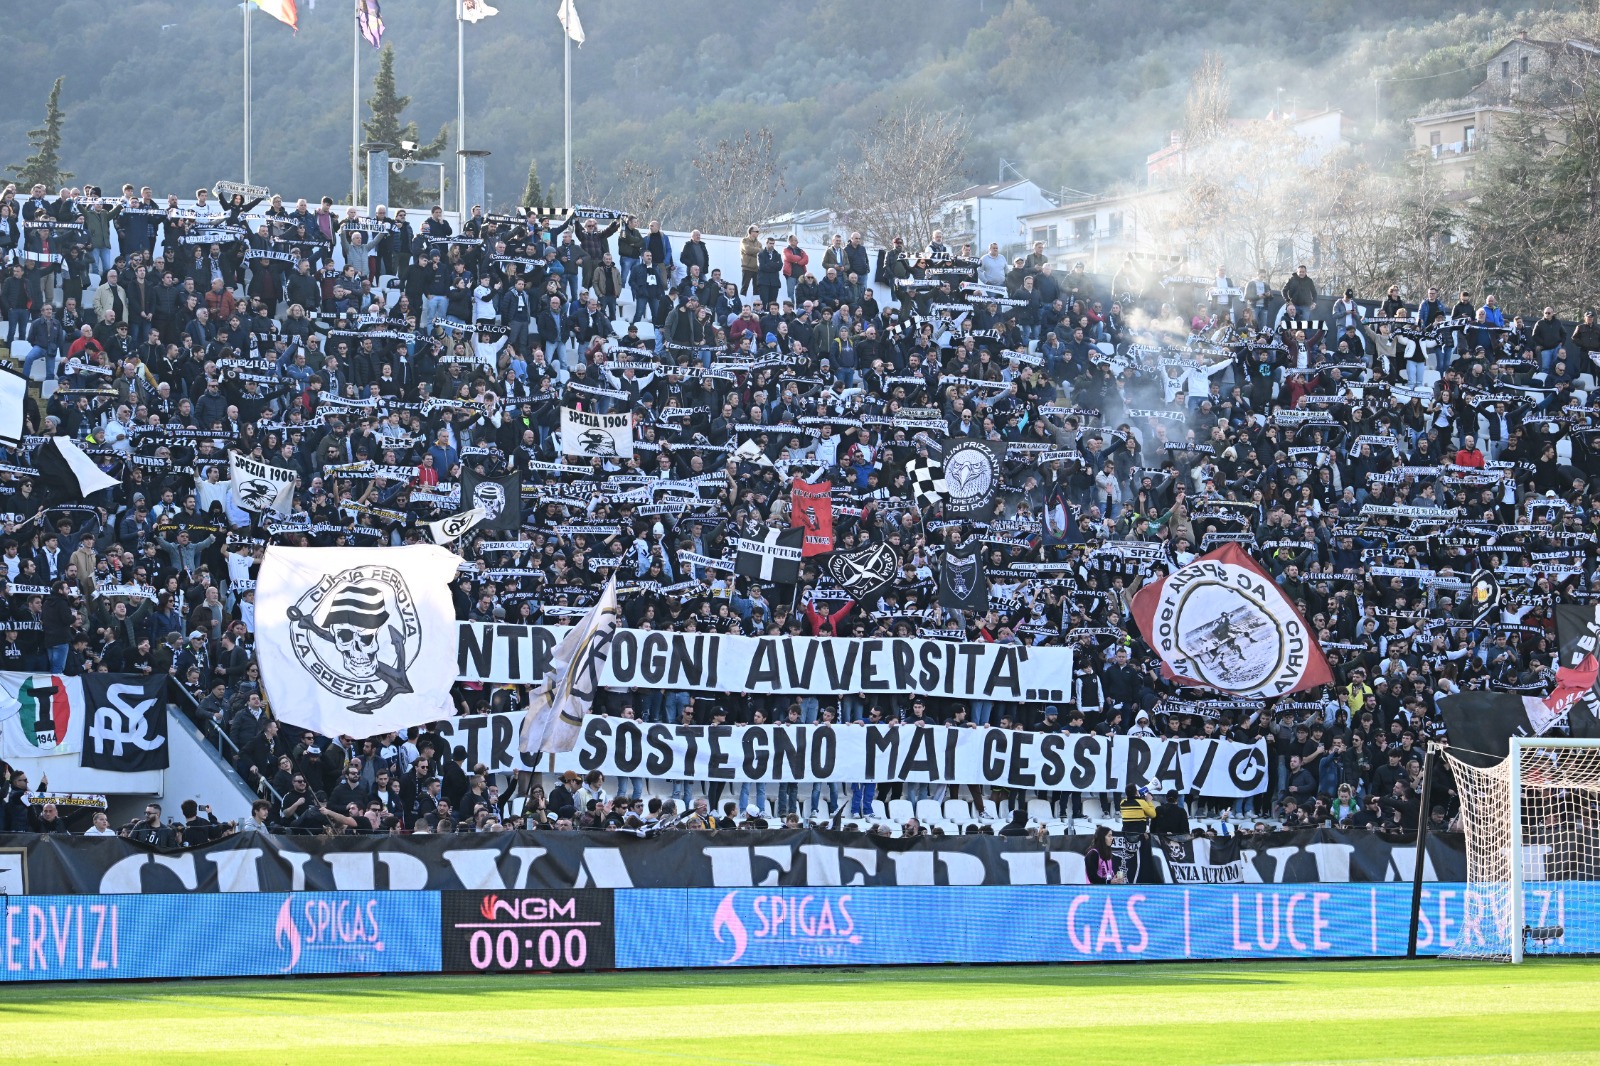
[906,455,947,509]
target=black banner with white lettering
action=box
[78,675,169,772]
[0,828,1466,895]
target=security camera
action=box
[400,140,419,154]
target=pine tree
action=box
[521,158,545,211]
[9,77,72,191]
[361,45,449,207]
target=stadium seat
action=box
[887,798,914,824]
[915,799,944,824]
[943,798,972,823]
[1027,798,1054,822]
[870,799,888,821]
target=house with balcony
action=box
[936,179,1056,258]
[1408,32,1600,191]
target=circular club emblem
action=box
[943,442,997,512]
[472,480,506,522]
[287,565,421,713]
[1153,559,1308,696]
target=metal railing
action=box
[165,678,284,808]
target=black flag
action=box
[825,543,898,602]
[939,542,987,613]
[1438,691,1540,768]
[735,526,804,584]
[460,470,522,532]
[79,675,169,772]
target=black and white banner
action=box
[460,470,522,532]
[825,543,897,602]
[537,718,1268,795]
[0,828,1467,894]
[228,451,297,515]
[1159,834,1245,884]
[560,407,634,459]
[257,545,467,738]
[734,527,803,584]
[79,675,169,772]
[942,439,1002,518]
[939,543,986,612]
[456,625,1074,700]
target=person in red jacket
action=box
[781,235,809,305]
[804,596,854,636]
[1455,434,1485,468]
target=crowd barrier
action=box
[7,881,1577,982]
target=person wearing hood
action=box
[1129,710,1158,737]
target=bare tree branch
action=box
[691,128,785,235]
[834,105,969,251]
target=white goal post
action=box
[1443,737,1600,963]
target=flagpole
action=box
[456,9,467,216]
[243,0,252,185]
[564,22,573,206]
[352,0,361,206]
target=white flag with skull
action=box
[257,545,464,738]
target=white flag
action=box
[459,0,497,22]
[520,576,618,754]
[428,506,486,545]
[0,368,25,445]
[560,406,633,459]
[227,451,297,516]
[256,545,464,739]
[556,0,584,43]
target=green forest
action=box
[0,0,1583,217]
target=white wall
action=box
[158,711,258,823]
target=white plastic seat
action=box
[915,799,945,824]
[1027,798,1055,822]
[943,798,972,823]
[870,799,888,821]
[887,798,915,824]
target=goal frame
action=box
[1506,736,1600,964]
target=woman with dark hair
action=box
[1086,825,1116,885]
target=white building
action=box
[936,179,1057,257]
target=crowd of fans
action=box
[0,171,1595,846]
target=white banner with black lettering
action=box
[518,718,1266,795]
[457,624,1073,702]
[227,451,297,515]
[560,407,634,459]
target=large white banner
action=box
[457,624,1073,702]
[258,545,465,738]
[431,714,1270,796]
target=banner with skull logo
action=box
[460,470,522,532]
[256,545,465,738]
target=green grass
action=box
[4,960,1600,1064]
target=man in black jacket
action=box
[1532,306,1569,374]
[1152,790,1191,834]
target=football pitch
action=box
[4,959,1600,1064]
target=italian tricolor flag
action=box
[250,0,298,30]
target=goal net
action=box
[1442,739,1600,962]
